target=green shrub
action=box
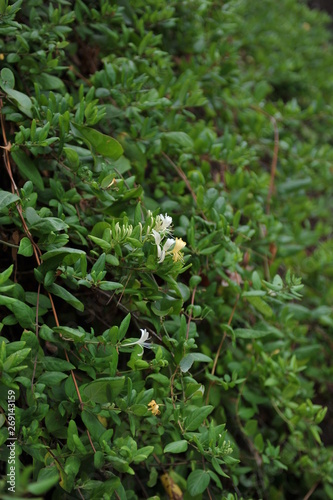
[0,0,333,498]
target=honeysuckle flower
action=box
[154,213,173,234]
[152,229,161,246]
[152,229,175,263]
[171,237,186,262]
[114,222,133,242]
[148,399,161,416]
[158,238,175,263]
[122,328,150,347]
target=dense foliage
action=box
[1,0,333,498]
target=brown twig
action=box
[31,283,41,392]
[116,271,132,307]
[303,481,320,500]
[1,98,96,454]
[186,286,197,341]
[250,105,279,214]
[266,114,279,214]
[162,152,197,204]
[205,294,239,405]
[170,366,179,409]
[202,456,214,500]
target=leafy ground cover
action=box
[0,0,333,498]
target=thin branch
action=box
[1,100,96,454]
[303,481,320,500]
[205,294,239,405]
[186,286,197,341]
[31,283,41,392]
[211,294,239,377]
[0,239,19,248]
[266,114,279,213]
[162,152,197,204]
[250,105,279,214]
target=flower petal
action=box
[139,328,150,343]
[163,238,175,252]
[152,229,161,246]
[158,249,166,263]
[172,237,186,253]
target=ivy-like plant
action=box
[0,1,333,499]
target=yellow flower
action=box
[148,399,160,416]
[171,238,186,262]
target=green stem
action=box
[0,239,19,249]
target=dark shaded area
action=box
[308,0,333,15]
[308,0,333,25]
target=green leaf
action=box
[254,433,265,453]
[133,446,154,463]
[234,329,273,339]
[11,150,44,190]
[212,457,229,478]
[106,455,131,473]
[0,190,19,212]
[0,68,15,89]
[88,235,111,252]
[164,440,188,454]
[242,290,266,297]
[67,420,78,451]
[247,296,274,317]
[82,377,125,403]
[163,131,194,150]
[72,434,87,454]
[91,253,106,274]
[185,405,214,431]
[0,265,13,285]
[42,247,86,265]
[53,326,85,341]
[180,353,212,373]
[99,281,123,291]
[118,313,131,341]
[5,88,32,117]
[187,469,210,495]
[130,404,148,416]
[70,123,123,159]
[63,147,80,170]
[38,371,69,385]
[91,222,112,238]
[26,207,68,233]
[43,356,75,371]
[0,296,34,328]
[35,73,65,90]
[18,237,33,257]
[47,283,84,312]
[94,451,105,469]
[27,467,59,495]
[82,410,107,440]
[3,348,31,372]
[147,373,170,386]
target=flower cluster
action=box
[122,328,150,348]
[153,213,172,234]
[113,222,133,243]
[150,213,186,264]
[148,399,161,416]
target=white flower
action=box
[152,229,162,246]
[154,213,173,234]
[159,238,175,263]
[122,328,150,347]
[152,230,175,263]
